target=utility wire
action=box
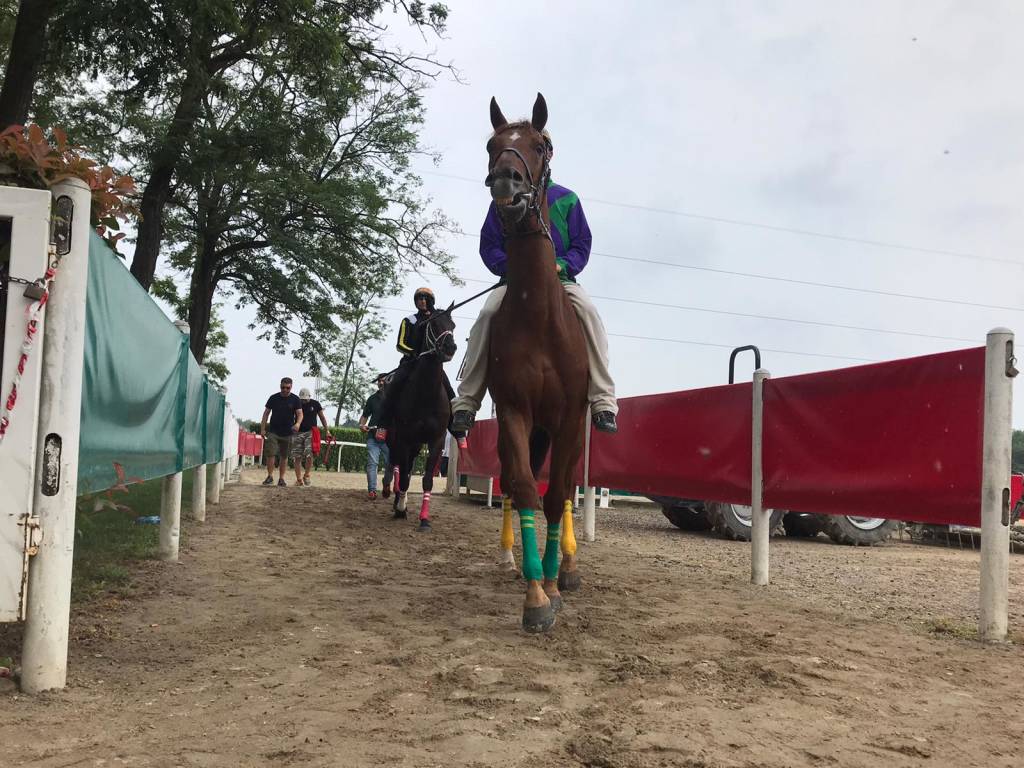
[422,169,1022,268]
[445,230,1023,313]
[416,272,980,343]
[378,305,882,364]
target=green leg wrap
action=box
[542,522,561,581]
[518,509,543,582]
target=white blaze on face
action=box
[508,131,521,141]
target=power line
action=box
[446,231,1023,313]
[378,305,881,364]
[417,272,980,343]
[422,169,1022,269]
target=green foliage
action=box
[33,0,458,365]
[73,473,197,601]
[1013,430,1024,474]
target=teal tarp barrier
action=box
[77,233,225,494]
[182,355,206,470]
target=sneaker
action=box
[277,478,287,487]
[592,411,618,434]
[368,490,378,500]
[262,476,274,486]
[382,486,391,499]
[303,477,311,487]
[451,410,474,433]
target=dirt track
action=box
[2,470,1023,767]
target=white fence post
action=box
[209,460,221,505]
[751,368,771,586]
[192,463,207,521]
[446,436,460,497]
[582,424,596,542]
[159,473,182,561]
[21,179,91,694]
[980,328,1015,641]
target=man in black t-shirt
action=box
[260,377,302,486]
[359,373,391,500]
[292,388,329,486]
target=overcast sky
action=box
[218,1,1024,426]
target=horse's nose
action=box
[485,165,523,188]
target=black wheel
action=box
[782,512,822,538]
[819,515,897,546]
[661,505,712,531]
[706,501,784,541]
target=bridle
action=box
[485,136,555,248]
[419,313,454,359]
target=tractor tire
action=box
[819,515,897,546]
[782,512,822,538]
[661,505,712,531]
[706,501,784,542]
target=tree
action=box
[153,33,456,366]
[0,0,57,128]
[1013,429,1024,474]
[36,0,452,291]
[316,294,389,425]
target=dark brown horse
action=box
[386,309,458,531]
[485,93,589,632]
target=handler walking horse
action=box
[486,93,588,632]
[387,309,458,531]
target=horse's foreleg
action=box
[497,411,553,633]
[418,438,443,531]
[392,450,410,518]
[499,496,517,571]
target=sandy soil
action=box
[2,469,1022,767]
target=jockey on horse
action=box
[451,128,618,436]
[374,287,462,444]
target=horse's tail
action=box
[528,427,550,480]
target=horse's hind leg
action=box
[392,448,412,519]
[499,496,517,571]
[548,411,586,595]
[497,410,553,633]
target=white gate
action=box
[0,187,53,622]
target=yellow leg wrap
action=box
[561,499,577,557]
[501,497,515,551]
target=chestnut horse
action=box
[386,308,458,531]
[485,93,589,632]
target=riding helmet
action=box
[413,287,435,309]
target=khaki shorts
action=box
[264,433,291,458]
[290,430,313,461]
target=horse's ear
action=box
[531,92,548,133]
[490,97,507,130]
[446,301,455,313]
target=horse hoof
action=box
[522,605,556,634]
[546,593,563,613]
[558,570,581,592]
[418,520,431,532]
[392,511,407,520]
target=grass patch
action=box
[72,472,195,602]
[924,617,977,640]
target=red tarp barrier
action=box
[237,430,264,457]
[588,383,753,506]
[458,417,584,496]
[762,347,985,525]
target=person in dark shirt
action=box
[292,387,329,487]
[359,373,391,500]
[260,377,302,486]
